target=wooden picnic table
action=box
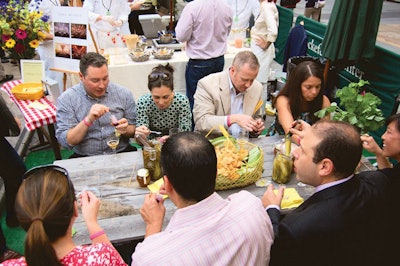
[54,134,375,245]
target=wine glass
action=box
[107,134,120,159]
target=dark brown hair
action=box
[274,60,324,123]
[148,63,175,91]
[312,120,362,178]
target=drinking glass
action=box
[107,134,120,159]
[76,186,102,203]
[237,129,249,144]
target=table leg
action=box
[47,124,62,160]
[20,130,35,159]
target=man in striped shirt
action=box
[132,132,274,265]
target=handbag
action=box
[315,0,326,8]
[0,95,20,137]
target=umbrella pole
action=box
[324,59,330,85]
[324,59,333,99]
[169,0,174,32]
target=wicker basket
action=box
[11,82,44,100]
[210,136,264,190]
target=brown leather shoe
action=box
[0,248,22,263]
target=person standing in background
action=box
[83,0,130,49]
[280,0,300,9]
[250,0,278,104]
[225,0,260,41]
[175,0,233,111]
[304,0,325,22]
[127,0,156,35]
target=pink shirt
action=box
[131,191,274,265]
[175,0,233,60]
[1,243,126,266]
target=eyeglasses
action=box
[23,164,69,180]
[149,71,171,82]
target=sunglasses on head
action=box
[149,71,171,82]
[23,164,69,180]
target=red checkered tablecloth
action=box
[1,80,57,131]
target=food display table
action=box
[1,80,61,160]
[107,47,249,101]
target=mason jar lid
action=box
[137,168,149,177]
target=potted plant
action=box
[315,80,385,134]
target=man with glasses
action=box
[193,50,265,137]
[131,132,274,265]
[56,52,137,158]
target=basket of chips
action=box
[209,126,264,190]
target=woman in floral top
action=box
[135,63,192,138]
[1,165,126,266]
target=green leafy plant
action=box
[315,80,385,134]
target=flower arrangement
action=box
[0,0,50,60]
[315,80,385,134]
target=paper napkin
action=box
[275,187,304,209]
[147,178,168,200]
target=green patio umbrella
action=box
[321,0,384,97]
[322,0,384,68]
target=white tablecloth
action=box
[108,46,250,101]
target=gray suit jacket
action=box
[193,70,263,135]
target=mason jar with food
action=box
[272,134,293,184]
[142,141,162,181]
[137,168,150,188]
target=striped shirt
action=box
[131,191,274,265]
[56,82,136,156]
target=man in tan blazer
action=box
[193,51,265,137]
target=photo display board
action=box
[52,7,90,72]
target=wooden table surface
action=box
[54,135,375,245]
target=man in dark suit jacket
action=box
[262,120,389,266]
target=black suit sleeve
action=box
[266,207,281,237]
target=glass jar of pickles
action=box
[272,151,293,184]
[142,141,162,181]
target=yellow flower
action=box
[0,0,50,60]
[29,39,40,48]
[37,31,47,40]
[5,39,16,48]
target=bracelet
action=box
[90,230,105,240]
[227,115,232,127]
[83,117,92,127]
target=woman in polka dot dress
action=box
[135,63,192,138]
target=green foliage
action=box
[315,80,385,134]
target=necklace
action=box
[101,0,113,16]
[234,0,249,22]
